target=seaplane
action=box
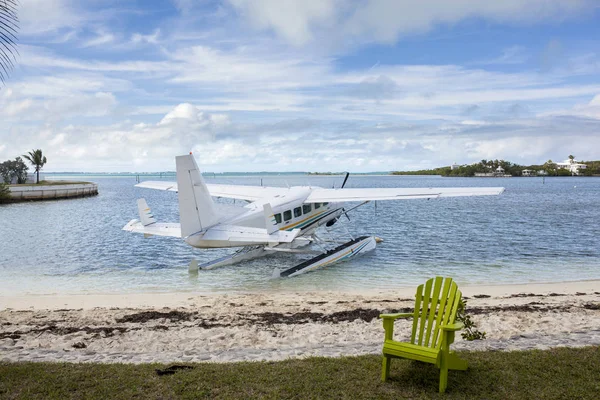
[123,153,504,277]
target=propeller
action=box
[341,172,350,188]
[326,172,351,227]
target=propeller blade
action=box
[341,172,350,188]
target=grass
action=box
[8,180,93,186]
[1,347,599,399]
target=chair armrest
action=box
[379,312,413,320]
[380,313,413,341]
[440,322,464,331]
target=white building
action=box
[555,159,587,175]
[522,169,534,177]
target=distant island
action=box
[392,157,600,177]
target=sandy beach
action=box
[1,280,599,364]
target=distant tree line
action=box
[392,158,600,177]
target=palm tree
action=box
[0,0,19,86]
[23,149,47,184]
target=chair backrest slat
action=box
[424,277,443,347]
[411,284,423,343]
[410,276,461,349]
[431,278,452,346]
[417,278,433,346]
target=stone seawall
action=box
[7,183,98,202]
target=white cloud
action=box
[2,99,34,117]
[131,30,161,45]
[171,0,196,13]
[19,0,83,35]
[3,100,599,172]
[475,46,528,65]
[15,45,177,82]
[228,0,339,46]
[228,0,594,47]
[168,45,331,89]
[82,31,116,48]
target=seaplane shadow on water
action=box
[123,154,504,278]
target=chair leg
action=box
[381,355,391,382]
[439,355,449,393]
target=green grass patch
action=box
[1,347,599,399]
[8,180,93,187]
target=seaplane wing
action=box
[304,187,505,203]
[205,184,285,201]
[135,181,178,191]
[135,181,284,202]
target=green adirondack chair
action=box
[380,276,468,393]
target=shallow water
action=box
[1,175,599,296]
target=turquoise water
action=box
[1,175,599,296]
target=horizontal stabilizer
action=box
[200,225,300,244]
[122,220,181,238]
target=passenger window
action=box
[274,213,282,224]
[302,204,311,214]
[294,207,302,218]
[314,203,321,209]
[323,202,329,206]
[283,210,292,221]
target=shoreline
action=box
[4,182,98,203]
[2,279,599,310]
[1,280,599,364]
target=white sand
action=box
[1,280,599,364]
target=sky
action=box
[1,0,600,172]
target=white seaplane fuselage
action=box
[185,187,344,248]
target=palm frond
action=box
[0,0,19,86]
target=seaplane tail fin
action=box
[137,198,156,226]
[176,154,220,237]
[263,203,278,235]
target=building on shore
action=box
[474,166,512,177]
[555,159,587,175]
[522,169,535,177]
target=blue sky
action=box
[1,0,600,172]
